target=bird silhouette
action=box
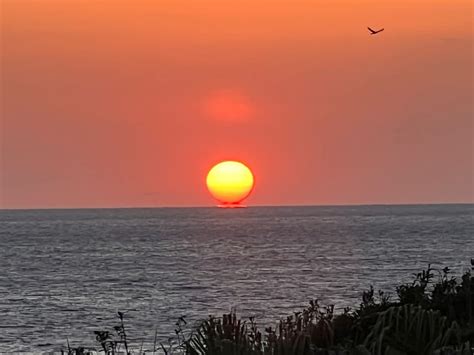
[368,27,384,35]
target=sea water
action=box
[0,204,472,352]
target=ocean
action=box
[0,204,472,352]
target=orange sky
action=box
[1,0,473,208]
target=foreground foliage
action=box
[64,263,474,355]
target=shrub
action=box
[63,263,474,355]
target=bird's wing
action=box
[368,27,376,33]
[377,28,385,33]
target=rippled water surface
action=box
[0,205,473,352]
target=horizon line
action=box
[1,201,473,212]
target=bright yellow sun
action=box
[206,161,255,206]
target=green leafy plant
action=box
[62,263,474,355]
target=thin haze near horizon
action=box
[1,0,473,209]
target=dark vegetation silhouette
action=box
[63,262,474,355]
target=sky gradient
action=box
[1,0,473,208]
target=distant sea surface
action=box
[0,204,473,352]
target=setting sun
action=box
[206,161,255,207]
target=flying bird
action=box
[368,27,384,35]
